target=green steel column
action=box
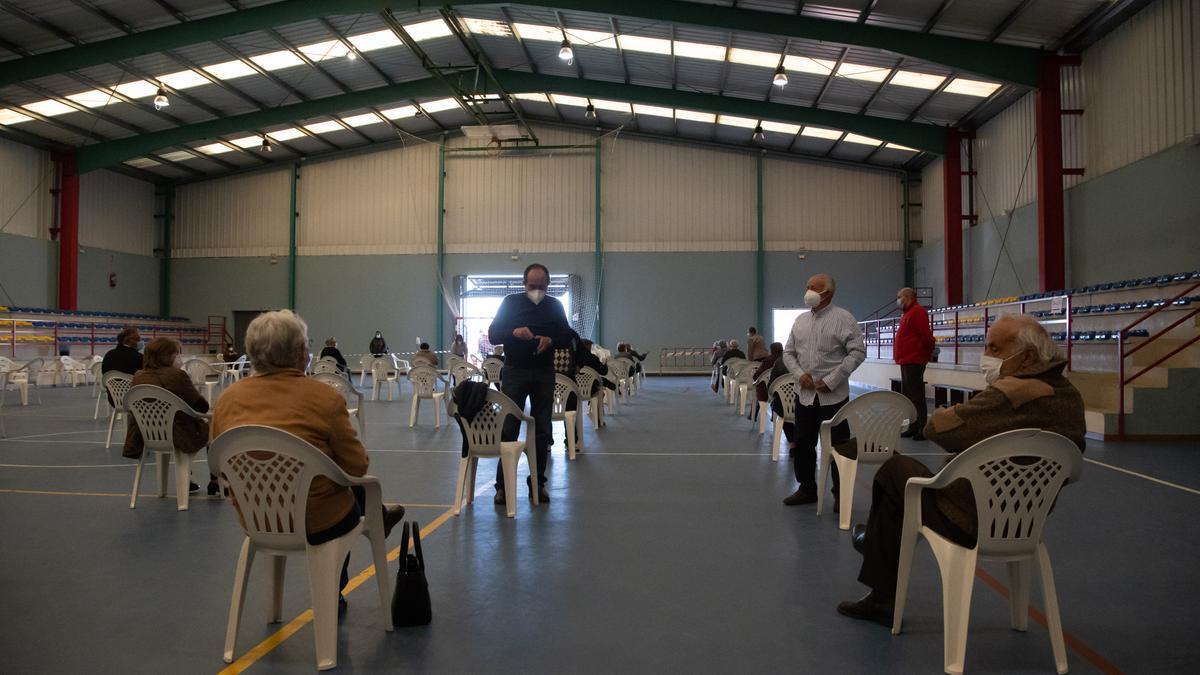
[436,144,446,349]
[288,163,298,310]
[594,139,603,345]
[158,185,174,319]
[756,152,765,333]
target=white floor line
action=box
[0,459,207,469]
[0,430,107,441]
[0,440,111,445]
[1084,457,1200,496]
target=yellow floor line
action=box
[218,507,457,675]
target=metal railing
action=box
[658,346,713,375]
[1117,280,1200,437]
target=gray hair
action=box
[810,273,836,293]
[245,310,309,373]
[729,339,740,349]
[898,287,916,299]
[1001,314,1060,364]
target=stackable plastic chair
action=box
[209,426,393,670]
[103,371,134,448]
[766,375,797,462]
[575,366,605,429]
[310,357,342,378]
[8,358,43,406]
[90,359,104,400]
[722,359,749,405]
[892,429,1083,675]
[552,373,582,460]
[312,373,366,438]
[730,361,758,416]
[753,370,772,434]
[451,361,485,386]
[124,384,211,511]
[223,355,248,385]
[58,356,88,387]
[607,358,632,403]
[357,354,374,387]
[370,357,399,401]
[183,358,223,401]
[817,390,918,529]
[407,364,446,427]
[450,389,538,518]
[481,357,504,387]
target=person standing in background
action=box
[368,331,388,356]
[893,287,935,440]
[451,334,468,359]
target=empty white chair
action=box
[753,370,772,434]
[310,357,342,377]
[124,384,211,511]
[552,373,581,460]
[607,358,632,403]
[766,375,797,462]
[92,361,109,419]
[183,358,223,401]
[444,354,465,375]
[312,372,366,438]
[209,425,392,670]
[722,359,749,405]
[407,364,446,427]
[450,388,538,518]
[451,361,485,386]
[103,371,134,449]
[223,354,248,386]
[575,366,605,429]
[58,356,88,387]
[35,358,59,388]
[481,357,504,387]
[7,358,43,406]
[892,429,1083,675]
[817,390,918,529]
[370,357,399,401]
[730,361,757,417]
[357,354,374,387]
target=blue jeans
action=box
[495,365,555,489]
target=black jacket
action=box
[101,344,142,376]
[720,348,746,364]
[319,346,347,372]
[369,337,388,355]
[487,294,572,370]
[452,380,491,457]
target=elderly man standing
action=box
[837,314,1086,625]
[781,273,866,506]
[894,287,934,439]
[488,263,572,505]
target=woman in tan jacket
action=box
[124,337,210,494]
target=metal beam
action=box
[1054,0,1156,52]
[499,5,564,122]
[441,8,539,143]
[0,0,1043,90]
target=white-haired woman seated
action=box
[211,310,404,617]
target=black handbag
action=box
[391,521,432,626]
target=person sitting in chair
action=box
[413,342,439,367]
[319,337,348,373]
[837,314,1086,625]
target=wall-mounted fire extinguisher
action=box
[108,273,117,288]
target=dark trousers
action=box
[497,365,555,488]
[307,485,367,593]
[858,454,975,599]
[899,363,928,434]
[782,396,849,494]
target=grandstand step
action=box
[1129,334,1200,369]
[1068,368,1168,412]
[1088,367,1200,438]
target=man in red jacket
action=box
[894,287,934,439]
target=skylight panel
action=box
[512,93,550,103]
[380,105,418,119]
[843,133,882,146]
[838,62,889,82]
[195,142,234,155]
[890,71,945,90]
[463,18,512,37]
[267,128,305,141]
[66,89,115,108]
[204,60,256,80]
[717,114,758,129]
[564,28,616,49]
[674,109,715,123]
[0,108,33,125]
[403,18,452,41]
[672,40,725,61]
[159,150,194,162]
[617,34,671,55]
[420,98,460,113]
[158,70,209,90]
[801,127,843,140]
[761,121,801,135]
[550,94,589,107]
[229,136,263,148]
[299,39,351,61]
[943,77,1001,97]
[125,158,160,168]
[632,104,674,118]
[342,112,384,127]
[884,143,918,152]
[251,50,304,71]
[783,55,836,75]
[346,29,401,52]
[304,120,345,134]
[592,99,631,113]
[22,100,75,117]
[512,23,561,42]
[114,80,158,98]
[728,48,780,68]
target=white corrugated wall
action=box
[973,92,1038,217]
[1083,0,1199,178]
[920,157,945,244]
[79,169,155,256]
[298,142,438,255]
[0,137,53,241]
[1060,64,1087,190]
[763,158,902,251]
[173,169,291,258]
[602,135,756,252]
[444,126,595,253]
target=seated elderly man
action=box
[837,314,1086,624]
[212,310,405,618]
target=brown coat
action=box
[211,369,368,535]
[923,356,1086,535]
[123,366,210,460]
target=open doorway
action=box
[772,307,809,345]
[456,275,571,362]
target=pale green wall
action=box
[0,233,158,313]
[0,232,55,309]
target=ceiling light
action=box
[672,41,725,61]
[402,18,453,42]
[801,127,843,140]
[153,85,169,111]
[782,55,837,75]
[125,158,160,168]
[550,94,589,107]
[66,90,114,108]
[717,115,758,129]
[158,150,193,162]
[773,64,788,87]
[558,39,574,62]
[420,98,460,113]
[617,34,672,55]
[593,99,631,113]
[342,112,384,127]
[753,125,765,142]
[761,121,801,135]
[195,142,234,155]
[512,23,562,42]
[304,120,344,134]
[229,136,262,148]
[675,109,715,124]
[158,70,209,90]
[585,103,596,118]
[22,100,75,117]
[843,133,882,146]
[890,70,946,90]
[943,77,1002,97]
[883,143,918,153]
[260,136,272,152]
[113,80,159,98]
[346,29,401,53]
[632,104,674,118]
[0,108,33,125]
[728,48,783,68]
[267,128,305,141]
[380,105,418,119]
[250,50,304,71]
[346,47,358,61]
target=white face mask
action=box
[979,352,1020,384]
[527,289,546,305]
[804,289,823,308]
[897,298,905,309]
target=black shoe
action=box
[526,476,550,503]
[188,482,200,494]
[207,480,220,496]
[494,489,506,505]
[338,595,348,621]
[783,488,817,506]
[912,432,926,441]
[837,591,894,626]
[900,429,916,439]
[382,505,406,538]
[851,523,867,554]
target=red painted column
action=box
[942,128,963,306]
[57,153,79,311]
[1036,55,1065,293]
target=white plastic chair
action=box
[575,367,605,429]
[607,358,632,403]
[817,390,918,529]
[35,358,60,388]
[730,362,757,416]
[552,373,581,460]
[103,371,134,449]
[451,362,485,386]
[209,425,393,670]
[370,357,399,401]
[481,357,504,387]
[223,355,248,385]
[450,389,538,518]
[124,384,211,511]
[312,372,366,438]
[90,360,105,412]
[723,359,749,405]
[357,354,374,387]
[601,371,620,416]
[892,429,1084,675]
[58,356,88,387]
[183,358,222,401]
[407,365,446,427]
[752,369,772,434]
[8,358,43,406]
[766,375,797,462]
[311,357,342,378]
